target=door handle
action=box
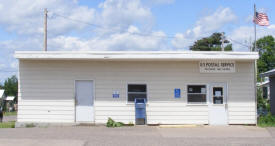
[75,98,78,105]
[225,103,228,109]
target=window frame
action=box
[127,83,148,104]
[186,84,208,105]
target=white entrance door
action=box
[75,80,94,122]
[209,83,228,125]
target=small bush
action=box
[258,113,275,127]
[106,118,124,127]
[25,123,35,128]
[106,118,114,127]
[127,122,134,126]
[257,88,270,116]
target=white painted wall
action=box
[18,60,256,124]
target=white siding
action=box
[94,102,208,124]
[95,102,135,124]
[147,102,208,124]
[228,103,256,124]
[17,100,74,123]
[18,60,256,124]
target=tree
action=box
[3,75,18,103]
[256,36,275,74]
[190,32,232,51]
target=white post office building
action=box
[15,51,259,125]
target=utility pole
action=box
[44,8,48,51]
[221,32,225,51]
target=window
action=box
[187,85,207,104]
[263,87,268,99]
[128,84,147,102]
[213,87,223,104]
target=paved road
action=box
[0,126,274,146]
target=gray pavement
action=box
[0,125,274,146]
[2,115,16,122]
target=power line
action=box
[49,11,231,41]
[0,70,17,73]
[227,37,251,48]
[49,11,254,48]
[49,11,179,39]
[52,13,102,28]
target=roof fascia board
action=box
[14,51,259,61]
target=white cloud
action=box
[50,36,90,51]
[0,0,159,50]
[0,0,96,36]
[0,0,156,39]
[0,64,6,69]
[171,7,237,49]
[189,7,237,38]
[0,4,238,51]
[146,0,174,5]
[97,0,153,34]
[245,15,254,23]
[229,25,275,51]
[10,61,18,69]
[50,25,168,51]
[171,33,193,50]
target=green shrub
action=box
[258,113,275,127]
[106,118,124,127]
[106,118,114,127]
[127,122,134,126]
[257,88,270,116]
[25,123,35,128]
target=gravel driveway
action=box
[0,125,274,146]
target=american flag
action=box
[254,12,269,26]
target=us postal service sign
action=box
[199,60,235,73]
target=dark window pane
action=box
[188,85,206,93]
[128,93,147,102]
[213,97,223,104]
[128,85,146,92]
[263,87,267,99]
[213,87,223,96]
[188,94,206,103]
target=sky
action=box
[0,0,274,83]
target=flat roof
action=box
[260,69,275,77]
[257,80,269,87]
[5,96,15,101]
[14,51,259,61]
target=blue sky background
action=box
[0,0,274,83]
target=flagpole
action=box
[253,4,258,126]
[254,4,257,51]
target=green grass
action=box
[3,111,17,116]
[0,121,15,128]
[258,123,275,127]
[258,113,275,127]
